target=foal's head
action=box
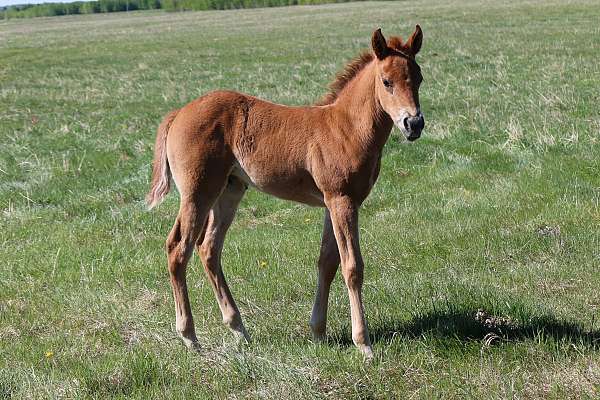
[372,26,424,141]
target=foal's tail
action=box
[146,109,180,209]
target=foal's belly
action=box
[231,161,324,207]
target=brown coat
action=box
[147,26,425,358]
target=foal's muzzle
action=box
[402,112,425,141]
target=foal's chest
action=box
[312,151,383,205]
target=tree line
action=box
[1,0,353,19]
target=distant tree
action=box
[2,0,356,19]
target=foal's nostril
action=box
[408,115,424,132]
[402,117,410,131]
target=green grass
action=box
[1,1,600,398]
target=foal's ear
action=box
[405,24,423,56]
[372,28,388,60]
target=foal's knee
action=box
[166,238,181,273]
[198,241,219,272]
[166,220,181,253]
[342,261,364,289]
[166,225,194,275]
[318,244,340,271]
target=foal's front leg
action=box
[325,195,373,358]
[310,210,340,341]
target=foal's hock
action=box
[147,26,425,358]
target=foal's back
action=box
[168,89,329,205]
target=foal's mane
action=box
[315,36,408,106]
[315,51,373,106]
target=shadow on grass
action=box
[330,307,600,348]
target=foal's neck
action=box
[331,61,394,153]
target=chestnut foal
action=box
[147,27,425,357]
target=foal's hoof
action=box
[231,327,251,345]
[309,322,327,342]
[311,331,327,343]
[180,335,201,352]
[357,344,374,361]
[231,330,252,346]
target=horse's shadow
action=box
[329,307,600,348]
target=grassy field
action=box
[1,1,599,398]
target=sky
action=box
[0,0,91,6]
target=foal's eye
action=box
[382,78,392,88]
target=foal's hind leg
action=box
[166,198,213,350]
[197,176,250,343]
[166,162,232,349]
[310,210,340,341]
